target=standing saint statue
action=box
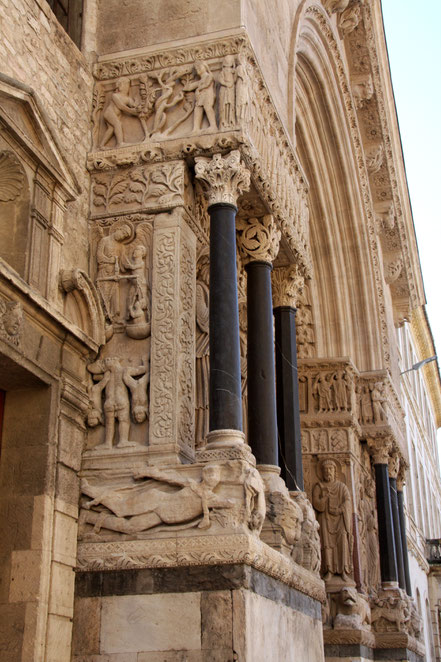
[312,458,353,582]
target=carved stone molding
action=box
[323,0,350,15]
[367,435,393,465]
[236,215,280,264]
[352,73,374,110]
[194,150,250,207]
[0,150,25,201]
[61,268,106,347]
[271,265,305,308]
[0,297,23,346]
[384,254,403,285]
[338,1,362,36]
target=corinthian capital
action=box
[388,451,400,479]
[271,265,305,308]
[367,435,393,465]
[194,150,250,207]
[236,215,281,264]
[396,459,408,491]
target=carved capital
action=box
[271,265,305,308]
[236,215,281,264]
[194,150,250,207]
[388,451,400,479]
[396,459,408,491]
[367,436,393,465]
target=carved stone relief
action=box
[271,265,305,309]
[194,150,250,207]
[195,247,210,449]
[0,298,23,346]
[91,161,186,216]
[296,283,316,358]
[312,458,353,583]
[0,150,25,201]
[92,215,153,340]
[291,491,321,575]
[79,459,265,540]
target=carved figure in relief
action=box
[123,244,151,338]
[313,372,333,412]
[96,223,132,323]
[218,55,236,129]
[0,300,23,345]
[183,61,217,133]
[124,360,149,424]
[87,357,146,448]
[291,492,321,574]
[312,459,353,581]
[195,250,210,448]
[239,300,248,441]
[364,477,380,590]
[370,382,387,424]
[82,464,234,534]
[100,79,143,149]
[332,370,349,411]
[360,385,373,424]
[235,54,250,122]
[151,70,184,138]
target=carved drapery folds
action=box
[271,265,305,309]
[194,150,250,207]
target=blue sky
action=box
[382,1,441,364]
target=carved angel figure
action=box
[87,357,147,449]
[81,464,234,535]
[312,459,353,581]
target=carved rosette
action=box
[367,435,393,465]
[271,265,305,308]
[194,150,250,207]
[236,215,281,265]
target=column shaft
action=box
[374,462,398,585]
[274,306,304,490]
[397,489,412,596]
[208,203,242,432]
[389,476,406,589]
[246,261,278,465]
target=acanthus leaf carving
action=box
[271,264,305,308]
[194,150,250,207]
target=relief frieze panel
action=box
[89,35,312,275]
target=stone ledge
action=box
[76,534,325,603]
[75,563,322,620]
[324,642,424,661]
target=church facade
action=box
[1,0,441,660]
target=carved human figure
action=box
[292,493,321,574]
[123,244,149,324]
[124,359,149,423]
[195,252,210,448]
[86,372,109,428]
[239,300,248,440]
[235,54,250,122]
[312,459,353,581]
[87,357,145,449]
[184,61,217,133]
[100,78,142,148]
[96,224,131,323]
[218,55,236,129]
[364,477,380,590]
[360,385,373,424]
[313,372,333,412]
[151,71,184,137]
[81,464,234,534]
[371,382,387,424]
[332,370,349,412]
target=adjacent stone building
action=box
[1,1,440,661]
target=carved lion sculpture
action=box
[371,594,410,633]
[334,586,371,631]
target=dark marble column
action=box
[195,151,250,442]
[237,215,280,466]
[369,438,398,586]
[272,266,305,490]
[397,466,412,596]
[208,202,243,431]
[389,475,406,590]
[246,260,278,465]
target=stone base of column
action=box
[205,428,246,449]
[381,580,399,590]
[73,563,325,662]
[198,429,255,463]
